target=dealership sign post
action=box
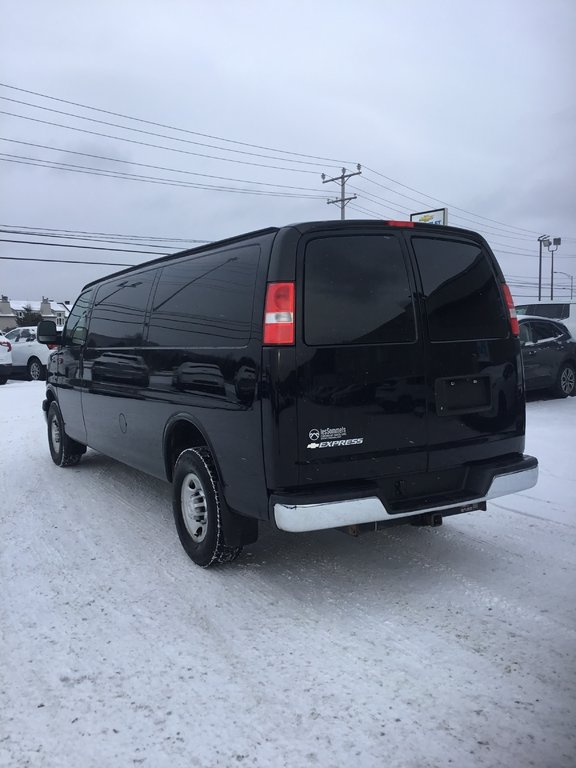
[410,208,448,225]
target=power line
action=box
[0,223,207,243]
[0,238,164,255]
[1,82,572,243]
[0,228,180,249]
[0,155,330,198]
[361,165,543,237]
[0,81,354,164]
[0,137,328,192]
[0,255,136,266]
[0,111,321,175]
[0,95,340,169]
[354,185,539,243]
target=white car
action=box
[0,331,13,384]
[4,326,58,381]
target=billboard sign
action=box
[410,208,448,225]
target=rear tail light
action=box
[385,220,415,228]
[501,283,519,336]
[0,340,11,352]
[263,282,295,345]
[47,344,57,350]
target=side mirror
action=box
[37,320,61,346]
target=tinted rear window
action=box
[304,235,416,346]
[147,245,260,348]
[411,237,508,341]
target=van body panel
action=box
[43,219,537,550]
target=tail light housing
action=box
[263,282,295,345]
[47,344,57,350]
[0,340,11,352]
[501,283,519,336]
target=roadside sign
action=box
[410,208,448,225]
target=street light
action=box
[553,270,574,300]
[548,238,562,300]
[537,234,550,301]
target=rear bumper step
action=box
[273,455,538,533]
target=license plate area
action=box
[435,375,491,416]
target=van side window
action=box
[87,273,156,347]
[304,235,416,346]
[412,237,508,341]
[147,246,260,348]
[63,289,94,346]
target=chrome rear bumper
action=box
[274,463,538,533]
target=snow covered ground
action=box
[1,381,575,768]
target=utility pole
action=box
[548,237,562,300]
[537,235,550,301]
[321,165,362,220]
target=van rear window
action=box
[411,237,508,341]
[304,235,416,346]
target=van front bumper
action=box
[273,454,538,533]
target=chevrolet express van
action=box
[38,220,538,566]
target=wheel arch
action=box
[163,414,221,484]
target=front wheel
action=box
[172,448,242,567]
[553,363,575,398]
[47,402,86,467]
[28,357,46,381]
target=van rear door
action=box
[409,233,524,471]
[295,230,428,485]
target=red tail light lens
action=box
[263,282,295,345]
[501,283,519,336]
[47,344,57,350]
[0,340,11,352]
[386,220,415,227]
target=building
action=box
[0,296,71,332]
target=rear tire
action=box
[0,376,6,385]
[552,362,575,398]
[47,402,85,467]
[28,357,46,381]
[172,447,242,567]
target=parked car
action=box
[37,220,538,567]
[0,332,13,384]
[4,326,58,380]
[519,316,576,397]
[516,301,576,338]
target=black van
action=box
[38,220,538,566]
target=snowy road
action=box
[1,381,575,768]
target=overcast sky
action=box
[1,0,575,306]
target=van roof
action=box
[82,219,491,291]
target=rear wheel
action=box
[553,362,575,398]
[28,357,46,381]
[172,448,242,567]
[0,375,6,385]
[47,402,85,467]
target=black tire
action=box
[0,375,6,385]
[552,362,575,398]
[47,402,85,467]
[28,357,46,381]
[172,447,242,567]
